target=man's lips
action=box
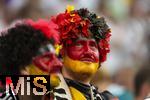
[80,58,95,62]
[80,54,96,62]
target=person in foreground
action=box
[49,7,118,100]
[0,19,62,100]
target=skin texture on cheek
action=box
[32,52,63,73]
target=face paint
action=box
[63,56,99,75]
[63,37,100,77]
[26,64,49,75]
[32,52,63,73]
[66,38,99,63]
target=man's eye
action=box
[90,43,97,48]
[75,43,83,47]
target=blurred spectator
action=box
[107,83,134,100]
[107,67,135,100]
[92,67,135,100]
[113,67,135,92]
[134,67,150,100]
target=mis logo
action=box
[0,75,50,96]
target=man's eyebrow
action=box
[76,40,85,42]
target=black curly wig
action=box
[0,23,48,75]
[76,8,110,41]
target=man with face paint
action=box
[62,37,100,84]
[0,19,62,100]
[25,19,62,75]
[50,7,118,100]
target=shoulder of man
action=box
[91,85,118,100]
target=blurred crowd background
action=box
[0,0,149,100]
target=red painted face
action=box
[66,38,99,63]
[32,52,63,73]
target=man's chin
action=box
[71,71,94,82]
[63,56,99,76]
[73,71,95,77]
[71,67,97,76]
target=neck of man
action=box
[62,67,92,85]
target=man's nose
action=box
[84,43,92,52]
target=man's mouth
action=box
[80,55,96,62]
[80,58,94,62]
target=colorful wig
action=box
[0,19,59,75]
[52,8,111,62]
